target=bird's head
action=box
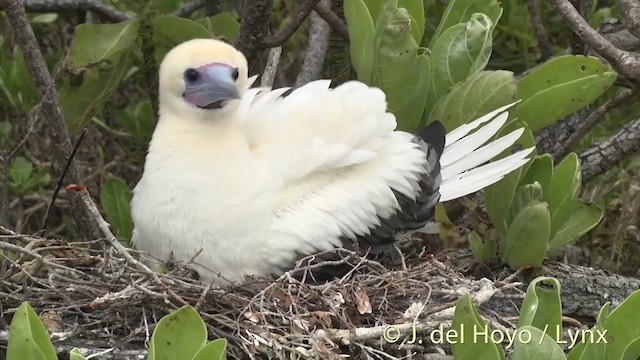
[158,38,249,120]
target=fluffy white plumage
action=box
[131,39,533,286]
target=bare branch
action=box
[21,0,130,22]
[551,0,640,82]
[313,0,349,42]
[527,0,552,60]
[0,0,102,240]
[263,0,321,47]
[171,0,205,18]
[553,89,636,161]
[618,0,640,39]
[235,0,273,73]
[260,46,281,88]
[295,0,330,88]
[580,115,640,181]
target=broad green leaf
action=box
[501,202,549,269]
[510,326,566,360]
[601,289,640,360]
[9,156,33,190]
[399,0,425,43]
[70,348,88,360]
[427,13,493,112]
[517,277,563,342]
[429,0,502,48]
[30,13,58,24]
[519,154,553,192]
[344,0,375,83]
[515,56,617,131]
[468,231,497,260]
[114,100,157,142]
[193,338,228,360]
[100,178,134,241]
[392,53,431,131]
[451,294,505,360]
[7,302,57,360]
[21,167,51,194]
[207,13,240,42]
[547,153,581,235]
[67,19,141,67]
[428,70,518,131]
[60,53,133,132]
[485,167,522,236]
[567,303,610,360]
[153,16,214,62]
[508,182,544,226]
[364,0,384,23]
[148,305,207,360]
[548,201,602,251]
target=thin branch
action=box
[313,0,349,42]
[235,0,273,73]
[526,0,552,60]
[0,0,102,240]
[618,0,640,39]
[294,0,330,88]
[260,46,281,88]
[171,0,205,18]
[580,115,640,181]
[263,0,321,47]
[551,0,640,82]
[20,0,130,22]
[569,0,589,55]
[553,89,636,161]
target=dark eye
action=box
[184,68,199,82]
[231,67,239,81]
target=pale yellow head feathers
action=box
[158,38,249,120]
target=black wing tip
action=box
[416,120,446,157]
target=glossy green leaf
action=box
[193,338,228,360]
[429,0,502,47]
[427,13,493,112]
[428,70,518,131]
[594,289,640,360]
[508,182,544,226]
[100,178,134,241]
[515,56,617,131]
[510,326,566,360]
[153,16,214,62]
[548,201,602,251]
[517,277,563,342]
[519,154,553,192]
[485,167,522,236]
[70,348,88,360]
[344,0,375,83]
[451,294,504,360]
[501,202,549,269]
[206,13,240,42]
[67,19,140,68]
[399,0,425,43]
[148,305,207,360]
[7,302,57,360]
[468,231,497,260]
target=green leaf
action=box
[100,178,134,241]
[510,326,566,360]
[547,153,581,236]
[567,303,610,360]
[517,277,563,342]
[114,100,157,142]
[468,231,497,260]
[67,19,141,68]
[548,201,602,251]
[0,120,12,144]
[30,13,58,24]
[9,156,33,190]
[426,13,493,112]
[364,0,384,23]
[429,0,502,48]
[192,338,228,360]
[485,167,522,236]
[344,0,375,83]
[508,182,544,226]
[391,53,431,131]
[515,56,617,131]
[207,13,240,42]
[428,70,518,131]
[501,202,549,269]
[7,302,57,360]
[70,348,88,360]
[153,16,215,62]
[398,0,425,43]
[451,294,505,360]
[519,154,553,192]
[148,306,207,360]
[592,289,640,360]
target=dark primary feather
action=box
[291,121,447,281]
